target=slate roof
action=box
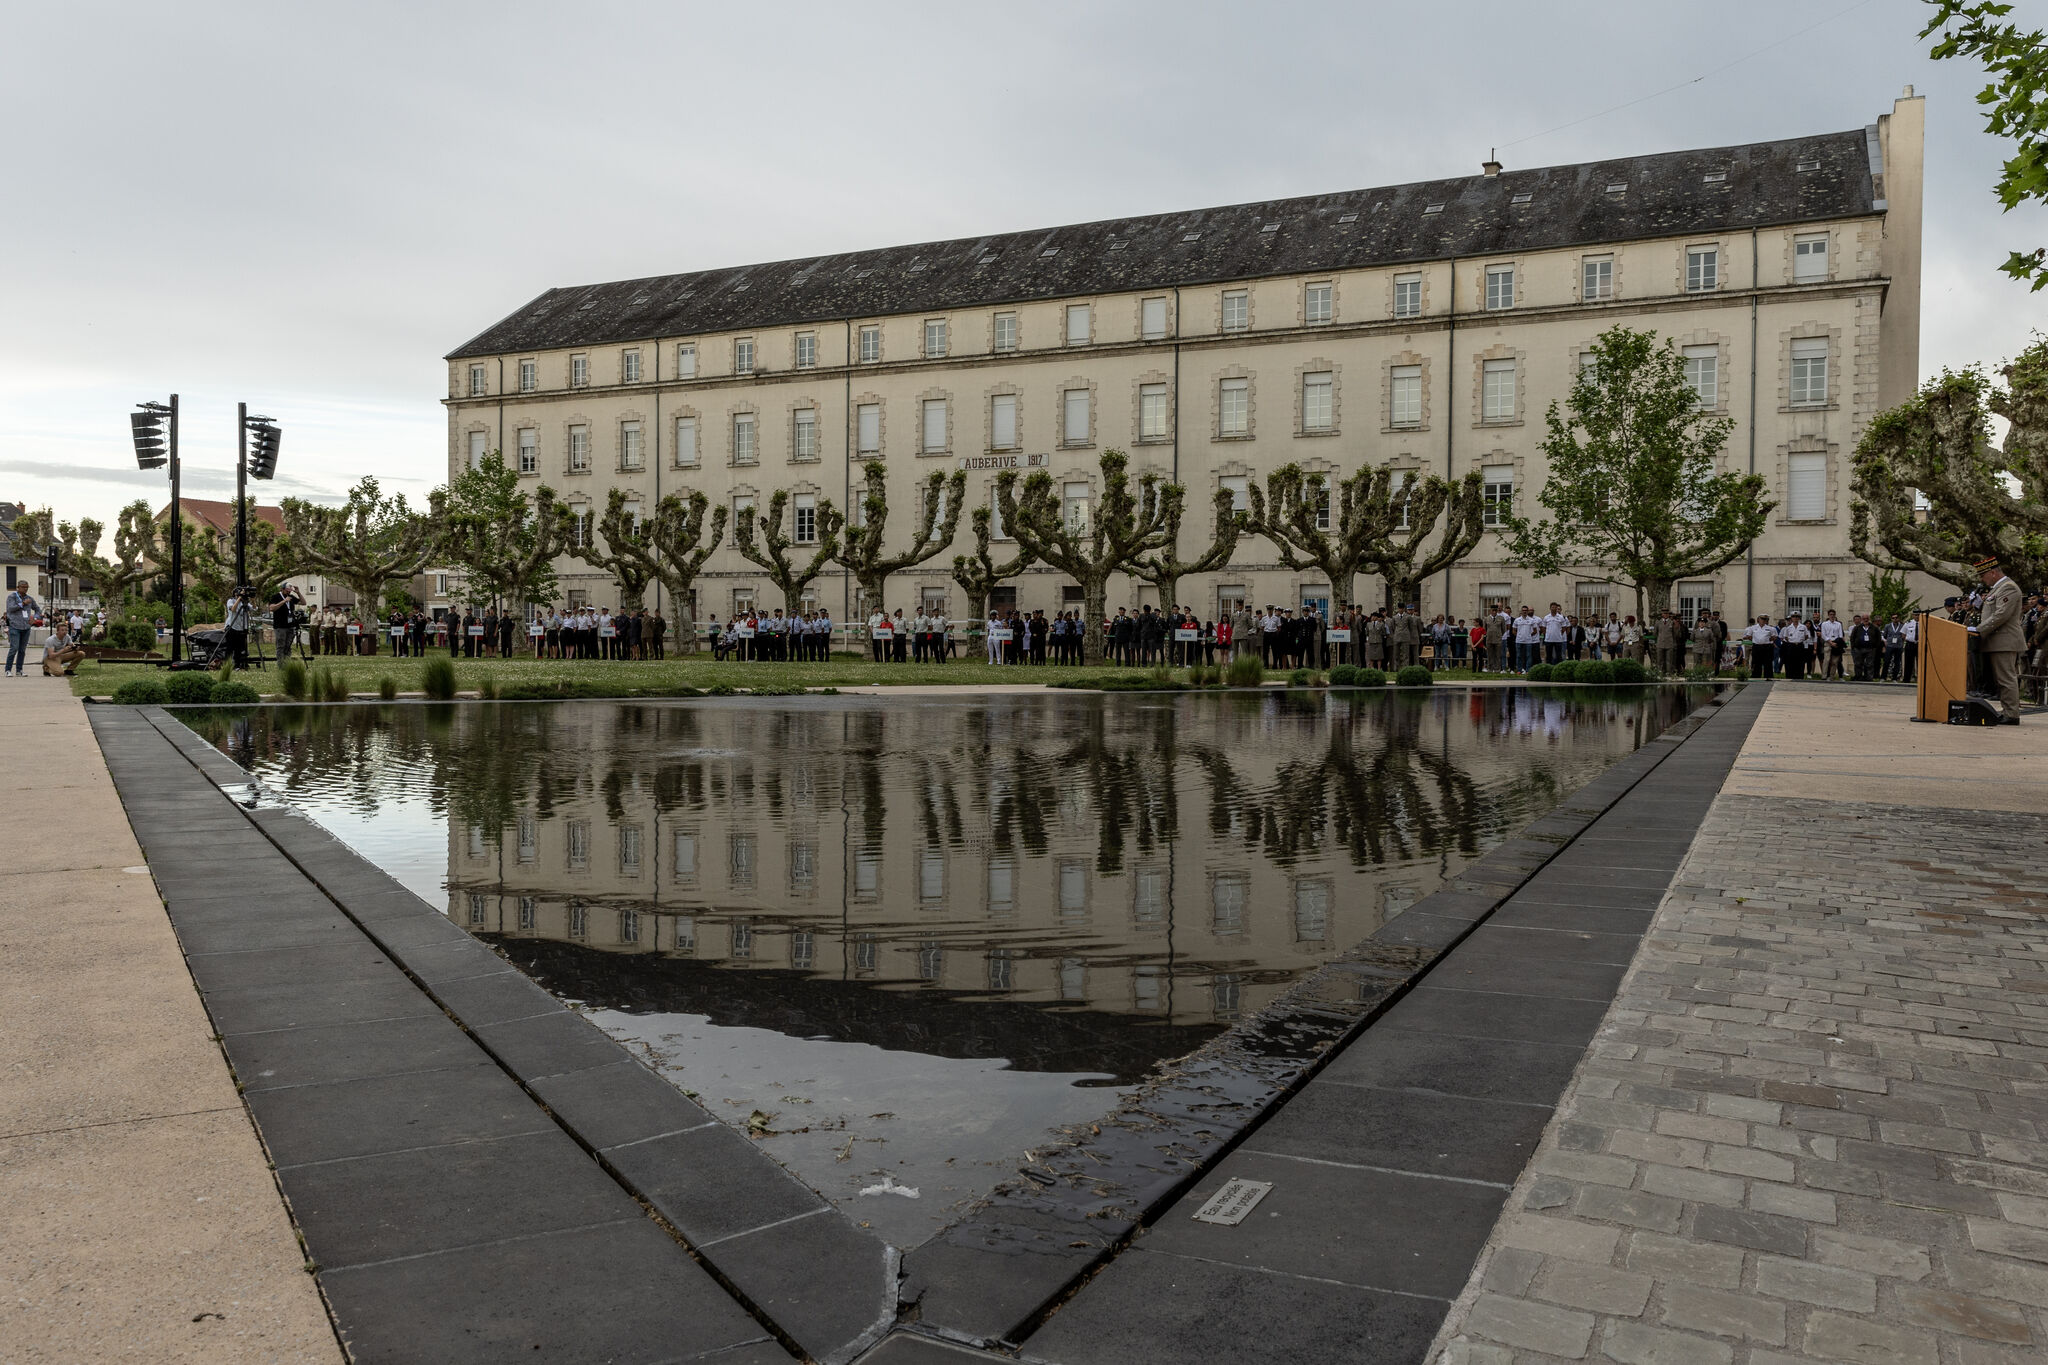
[448,128,1876,361]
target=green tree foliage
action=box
[1868,569,1922,620]
[996,449,1179,665]
[950,504,1034,627]
[284,476,446,617]
[1922,1,2048,290]
[569,489,662,611]
[1135,485,1240,613]
[441,451,571,610]
[179,497,305,600]
[836,460,965,615]
[639,490,728,650]
[1850,339,2048,595]
[734,489,844,611]
[1504,325,1771,619]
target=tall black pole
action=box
[169,393,184,664]
[235,400,248,591]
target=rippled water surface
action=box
[186,688,1698,1244]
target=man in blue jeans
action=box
[5,583,38,677]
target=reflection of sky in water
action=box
[593,1007,1120,1247]
[191,689,1697,1248]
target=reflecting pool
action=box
[187,687,1701,1245]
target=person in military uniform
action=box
[1973,556,2024,723]
[1690,612,1718,673]
[1654,611,1681,675]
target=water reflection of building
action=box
[409,691,1664,1026]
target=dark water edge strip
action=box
[897,686,1748,1349]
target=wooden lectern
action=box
[1914,610,1971,722]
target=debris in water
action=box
[746,1110,779,1137]
[858,1175,920,1199]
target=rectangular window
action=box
[1141,296,1168,339]
[1787,451,1827,520]
[793,408,818,460]
[1219,378,1248,436]
[858,326,880,363]
[732,413,757,465]
[993,312,1018,352]
[1312,489,1331,531]
[1687,247,1719,292]
[469,364,486,396]
[1305,282,1333,324]
[1221,290,1248,332]
[1390,365,1421,427]
[857,403,881,454]
[990,394,1017,450]
[794,332,816,369]
[673,416,698,467]
[922,399,947,454]
[1677,582,1714,627]
[619,825,642,875]
[1479,582,1513,615]
[622,350,641,383]
[1485,264,1515,310]
[1212,874,1247,934]
[1062,388,1091,445]
[571,354,589,388]
[988,485,1007,539]
[1294,880,1330,942]
[1393,273,1421,318]
[1482,463,1514,527]
[1062,481,1090,533]
[467,430,487,469]
[793,493,818,544]
[733,338,755,374]
[1582,256,1613,300]
[924,318,948,358]
[1482,359,1517,421]
[1785,580,1824,620]
[1219,475,1248,512]
[1139,383,1169,440]
[675,343,696,378]
[620,421,643,470]
[1794,233,1829,283]
[1683,346,1719,409]
[1065,304,1091,345]
[1790,338,1830,406]
[1301,372,1333,431]
[517,428,537,474]
[518,359,536,392]
[568,424,590,471]
[567,820,589,868]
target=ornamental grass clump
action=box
[280,658,309,700]
[420,657,457,701]
[1223,654,1265,687]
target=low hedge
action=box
[1526,663,1555,681]
[1394,665,1434,687]
[111,677,169,705]
[164,673,217,704]
[209,681,260,705]
[1611,658,1647,683]
[1576,660,1616,684]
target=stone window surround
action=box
[786,478,824,543]
[1775,435,1839,527]
[1673,326,1736,415]
[1576,250,1624,303]
[560,414,593,477]
[1131,370,1174,445]
[1133,294,1176,343]
[1472,343,1528,427]
[1784,225,1840,286]
[1768,564,1846,616]
[726,401,761,467]
[1474,446,1525,537]
[1059,376,1099,449]
[1064,301,1096,347]
[1215,286,1253,335]
[792,331,819,369]
[1477,259,1523,312]
[852,392,886,458]
[917,386,954,457]
[670,405,702,468]
[1298,279,1340,328]
[459,422,491,473]
[787,400,822,463]
[858,325,883,364]
[982,380,1024,453]
[922,317,950,360]
[620,348,642,384]
[1678,238,1732,294]
[1382,351,1430,433]
[615,409,649,472]
[1778,321,1843,413]
[987,310,1021,355]
[1293,358,1342,438]
[513,424,541,478]
[1388,268,1429,320]
[1210,364,1257,443]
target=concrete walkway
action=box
[0,677,339,1362]
[1431,683,2048,1364]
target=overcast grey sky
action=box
[3,0,2038,532]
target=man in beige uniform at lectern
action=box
[1973,556,2024,724]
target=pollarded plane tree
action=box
[283,477,448,619]
[180,497,307,602]
[640,490,728,651]
[996,449,1181,665]
[734,488,846,612]
[571,488,664,612]
[836,460,966,618]
[1503,325,1771,621]
[949,505,1035,629]
[1133,485,1240,618]
[1361,468,1487,611]
[1851,340,2048,596]
[1247,464,1387,610]
[440,451,576,612]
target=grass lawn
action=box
[67,650,1526,698]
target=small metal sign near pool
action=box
[1192,1178,1272,1226]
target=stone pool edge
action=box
[892,685,1756,1352]
[96,704,895,1365]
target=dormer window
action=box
[1337,213,1359,223]
[1606,183,1628,194]
[1796,158,1821,172]
[1261,223,1280,234]
[1423,204,1444,215]
[1703,171,1727,184]
[1510,192,1533,205]
[1181,232,1202,242]
[1040,248,1059,258]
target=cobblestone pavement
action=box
[1431,691,2048,1365]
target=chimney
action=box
[1482,149,1502,177]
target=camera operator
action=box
[223,584,256,669]
[269,582,305,663]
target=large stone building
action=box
[445,94,1923,628]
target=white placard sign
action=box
[872,626,893,639]
[1174,628,1199,642]
[1326,629,1353,643]
[529,624,545,636]
[989,627,1013,642]
[468,625,485,636]
[736,625,755,638]
[600,625,616,637]
[1192,1178,1274,1226]
[346,624,360,635]
[390,626,404,637]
